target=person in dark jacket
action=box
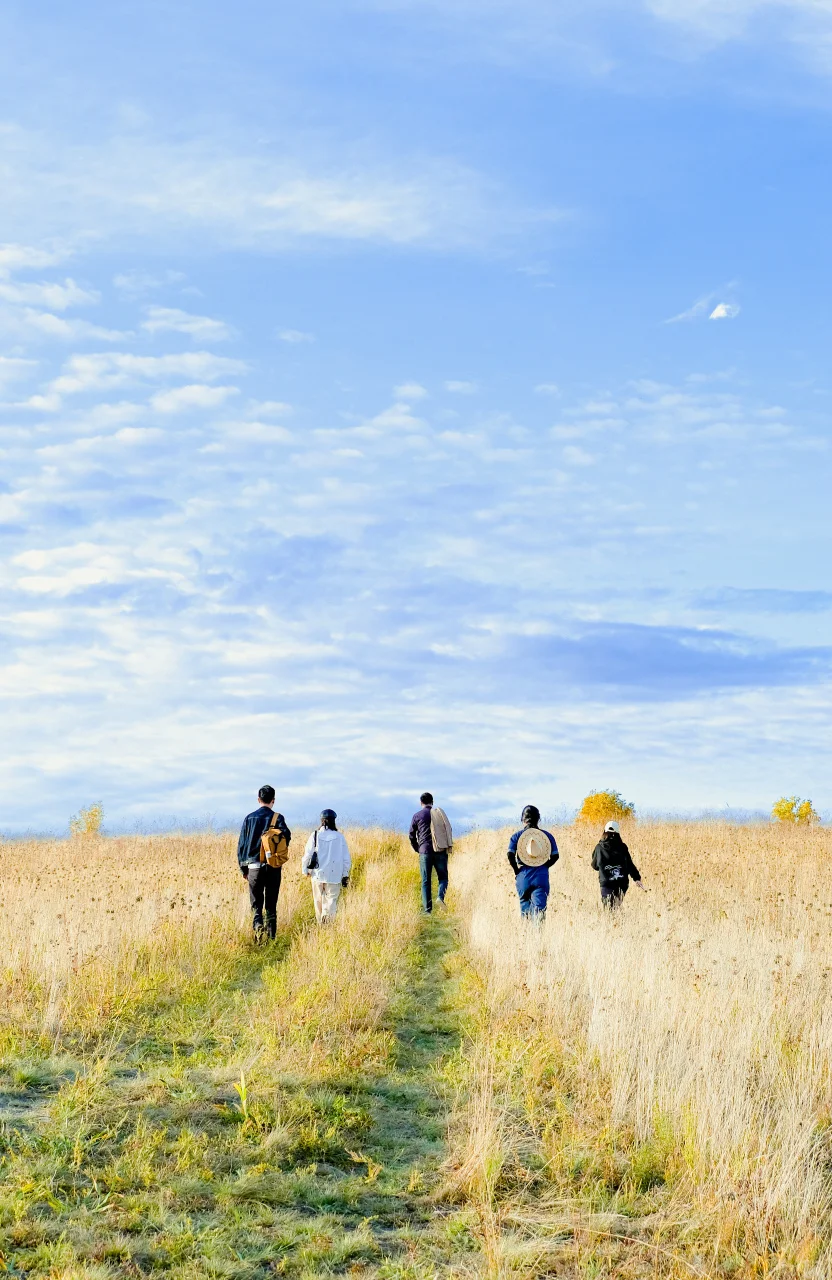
[409,791,448,914]
[507,805,559,919]
[237,785,291,939]
[591,821,644,908]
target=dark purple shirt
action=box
[409,805,434,856]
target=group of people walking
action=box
[236,786,352,937]
[236,786,643,939]
[504,804,643,918]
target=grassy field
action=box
[1,822,832,1277]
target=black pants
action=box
[601,880,628,909]
[247,863,282,937]
[419,850,449,913]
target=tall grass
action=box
[448,821,832,1275]
[0,827,404,1053]
[0,833,247,972]
[0,828,437,1280]
[5,820,832,1275]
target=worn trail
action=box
[0,877,476,1279]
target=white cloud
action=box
[0,357,829,824]
[445,380,478,394]
[247,399,293,417]
[149,384,240,414]
[644,0,828,42]
[210,418,294,445]
[666,284,740,324]
[535,382,561,395]
[0,264,119,343]
[354,401,428,437]
[0,278,99,310]
[142,306,234,342]
[37,426,163,459]
[113,269,187,298]
[366,0,832,73]
[563,445,596,466]
[79,401,149,429]
[686,369,737,384]
[666,294,714,323]
[393,382,429,399]
[0,356,37,387]
[12,541,175,597]
[17,392,62,412]
[277,329,316,344]
[0,243,68,275]
[50,351,248,396]
[0,125,535,254]
[709,302,741,320]
[111,426,163,445]
[12,310,127,342]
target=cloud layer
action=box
[0,0,829,831]
[0,124,547,256]
[0,246,828,829]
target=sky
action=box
[0,0,830,832]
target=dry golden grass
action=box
[0,827,405,973]
[449,821,832,1276]
[0,833,248,973]
[251,831,423,1079]
[0,826,401,1051]
[0,827,450,1280]
[5,819,832,1276]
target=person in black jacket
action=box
[237,785,292,940]
[591,821,644,908]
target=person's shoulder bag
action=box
[260,813,290,868]
[307,829,320,871]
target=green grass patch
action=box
[0,860,475,1279]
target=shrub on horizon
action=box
[576,790,635,826]
[70,802,104,838]
[771,796,819,826]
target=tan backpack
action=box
[260,813,289,868]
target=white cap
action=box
[604,821,620,833]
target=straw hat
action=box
[516,828,552,867]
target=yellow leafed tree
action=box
[576,789,635,826]
[771,796,819,826]
[70,802,104,838]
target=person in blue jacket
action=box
[507,805,559,919]
[237,785,292,940]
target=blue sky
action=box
[1,0,830,831]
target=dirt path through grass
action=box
[356,913,465,1270]
[0,863,478,1280]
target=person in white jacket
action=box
[302,809,352,923]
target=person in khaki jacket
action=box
[409,792,453,913]
[430,803,453,858]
